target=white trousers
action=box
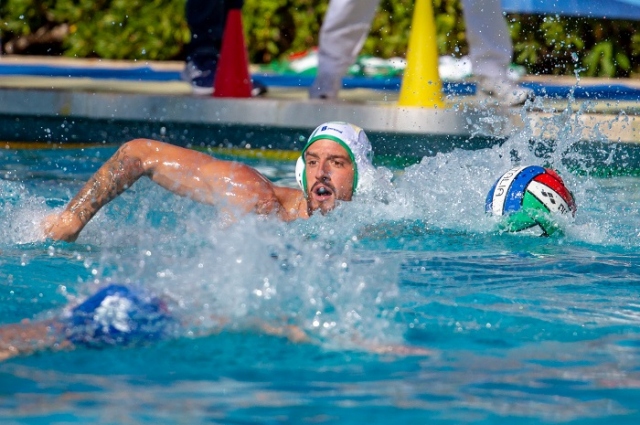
[462,0,512,78]
[310,0,513,98]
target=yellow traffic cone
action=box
[398,0,445,108]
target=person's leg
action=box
[184,0,249,95]
[183,0,228,94]
[184,0,229,65]
[309,0,381,99]
[461,0,511,80]
[461,0,533,105]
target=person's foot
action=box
[476,76,534,106]
[308,74,340,100]
[309,90,333,100]
[251,79,268,97]
[182,61,268,97]
[182,60,215,96]
[310,93,330,100]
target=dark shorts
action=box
[62,284,175,347]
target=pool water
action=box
[1,133,640,424]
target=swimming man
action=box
[0,283,307,361]
[0,283,429,361]
[43,121,376,241]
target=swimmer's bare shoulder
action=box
[195,160,307,221]
[273,186,308,221]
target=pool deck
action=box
[1,55,640,148]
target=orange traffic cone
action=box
[213,8,252,98]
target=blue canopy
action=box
[501,0,640,20]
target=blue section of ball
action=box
[64,284,174,347]
[503,166,545,213]
[485,180,498,213]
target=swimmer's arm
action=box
[0,319,70,362]
[353,339,434,356]
[256,323,310,343]
[43,139,284,241]
[248,321,431,355]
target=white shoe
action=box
[476,76,534,106]
[309,73,341,100]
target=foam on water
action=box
[0,181,52,245]
[0,177,404,348]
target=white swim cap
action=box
[295,122,375,194]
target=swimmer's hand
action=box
[351,335,434,357]
[258,322,432,356]
[259,323,310,343]
[42,211,83,242]
[364,343,433,357]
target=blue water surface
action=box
[1,137,640,424]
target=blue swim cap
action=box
[63,284,174,347]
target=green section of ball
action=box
[499,192,561,236]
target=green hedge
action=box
[0,0,190,59]
[1,0,639,77]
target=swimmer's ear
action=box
[295,156,307,194]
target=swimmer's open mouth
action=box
[313,184,334,200]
